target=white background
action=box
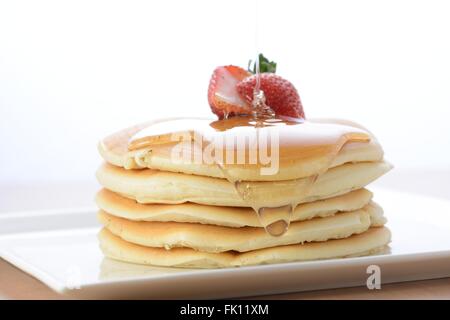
[0,1,449,193]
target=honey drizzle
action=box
[218,127,368,236]
[126,117,370,237]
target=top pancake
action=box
[98,117,384,181]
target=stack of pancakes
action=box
[96,118,392,268]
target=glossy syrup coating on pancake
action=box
[99,117,384,181]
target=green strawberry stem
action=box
[248,53,277,74]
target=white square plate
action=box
[1,188,450,299]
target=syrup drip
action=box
[231,126,366,236]
[126,116,370,237]
[240,0,292,235]
[246,53,288,235]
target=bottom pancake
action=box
[98,227,391,268]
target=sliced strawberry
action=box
[236,73,305,119]
[208,65,252,119]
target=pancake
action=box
[98,227,391,268]
[96,161,392,207]
[96,188,373,227]
[366,201,387,227]
[98,117,384,181]
[98,203,384,253]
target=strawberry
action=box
[207,65,252,119]
[236,73,305,119]
[208,55,305,119]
